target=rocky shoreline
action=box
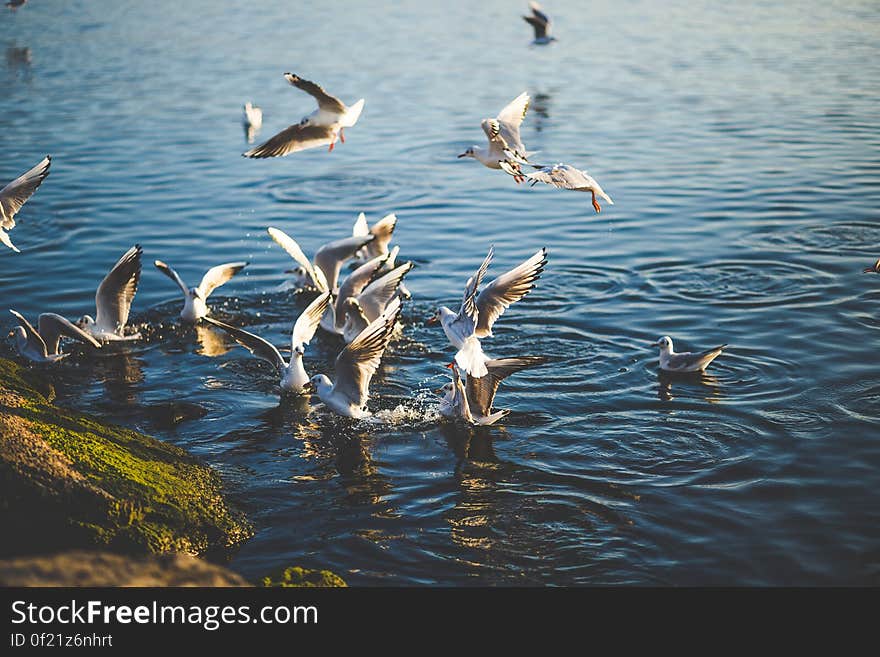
[0,358,344,587]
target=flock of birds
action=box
[8,2,869,426]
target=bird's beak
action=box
[651,340,661,347]
[302,381,313,392]
[445,362,456,370]
[6,330,13,338]
[433,386,445,395]
[457,152,468,158]
[425,314,439,325]
[284,268,297,274]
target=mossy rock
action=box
[0,358,252,558]
[260,566,347,588]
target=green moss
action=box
[260,566,347,588]
[0,358,252,558]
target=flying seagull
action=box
[154,259,248,323]
[429,246,548,378]
[654,336,727,373]
[8,309,101,363]
[243,73,364,158]
[458,92,534,181]
[502,162,613,213]
[0,155,51,253]
[306,301,402,418]
[439,357,547,425]
[523,2,557,45]
[76,245,143,342]
[203,292,331,394]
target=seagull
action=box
[339,262,413,343]
[5,0,27,10]
[523,2,557,45]
[306,301,402,418]
[429,246,548,378]
[203,292,330,394]
[863,258,880,274]
[267,226,374,294]
[243,73,364,158]
[503,162,613,213]
[352,212,397,263]
[458,92,534,181]
[154,260,248,323]
[438,357,546,425]
[8,309,101,363]
[0,155,51,253]
[243,102,262,143]
[654,336,727,373]
[243,102,262,130]
[76,245,143,342]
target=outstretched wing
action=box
[95,244,142,335]
[357,261,413,321]
[202,316,285,370]
[292,291,331,351]
[449,246,494,340]
[333,302,401,409]
[284,73,346,113]
[495,92,530,155]
[267,227,326,291]
[9,309,47,358]
[154,260,189,296]
[466,356,547,416]
[314,234,375,292]
[352,212,369,237]
[364,213,397,259]
[197,262,248,299]
[37,313,101,354]
[474,247,547,338]
[243,123,335,158]
[0,155,51,230]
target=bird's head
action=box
[653,336,673,352]
[458,147,476,159]
[77,315,95,329]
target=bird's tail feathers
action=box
[340,99,365,127]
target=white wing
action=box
[291,291,331,351]
[336,253,390,328]
[357,261,412,322]
[202,316,285,370]
[9,309,47,358]
[352,212,369,237]
[449,246,494,340]
[37,312,101,354]
[0,155,51,230]
[197,262,248,298]
[313,234,375,292]
[333,302,401,408]
[154,260,189,296]
[267,227,326,291]
[95,245,142,335]
[474,247,547,338]
[495,92,530,155]
[363,213,397,259]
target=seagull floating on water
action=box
[502,162,613,213]
[76,245,143,342]
[439,357,547,425]
[523,2,556,45]
[0,155,51,253]
[429,246,548,378]
[243,73,364,158]
[9,309,101,363]
[154,259,248,323]
[654,336,727,373]
[459,92,534,181]
[203,292,331,394]
[306,301,402,418]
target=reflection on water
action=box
[1,0,879,585]
[657,371,723,403]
